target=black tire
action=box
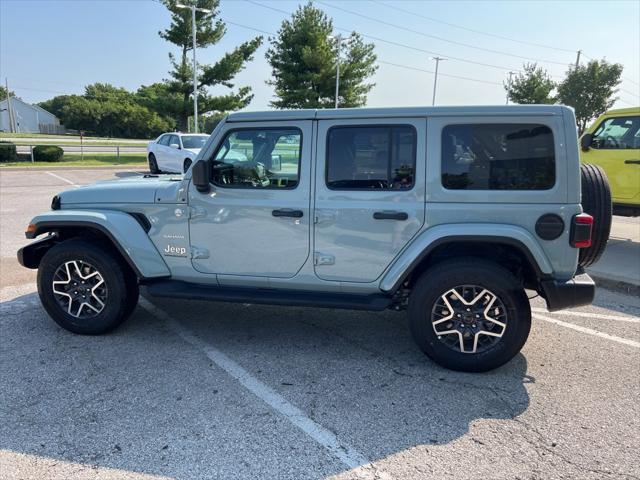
[37,239,137,335]
[148,153,160,174]
[408,258,531,373]
[183,158,192,173]
[578,163,612,268]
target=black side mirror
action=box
[192,160,210,193]
[580,133,593,151]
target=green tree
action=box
[505,63,555,104]
[39,84,174,138]
[557,59,624,133]
[266,2,377,109]
[135,82,181,128]
[0,86,16,100]
[160,0,262,130]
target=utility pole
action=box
[575,50,582,69]
[176,3,212,133]
[334,34,342,109]
[506,71,517,105]
[191,4,198,132]
[5,78,15,133]
[430,57,446,106]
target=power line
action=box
[377,60,502,86]
[244,0,575,79]
[244,0,529,75]
[620,88,640,99]
[334,28,520,73]
[244,0,289,16]
[10,86,71,95]
[224,18,275,36]
[315,1,572,67]
[372,0,577,53]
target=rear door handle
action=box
[373,211,408,221]
[624,159,640,164]
[272,209,303,218]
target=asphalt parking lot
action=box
[1,168,639,480]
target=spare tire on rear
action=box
[578,163,612,268]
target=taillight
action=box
[571,213,593,248]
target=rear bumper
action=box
[539,272,595,312]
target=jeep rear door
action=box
[313,118,426,282]
[188,120,312,279]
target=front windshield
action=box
[181,135,208,149]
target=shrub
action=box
[33,145,64,162]
[0,141,17,162]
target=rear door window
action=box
[157,135,170,146]
[326,125,416,190]
[441,123,555,190]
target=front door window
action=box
[212,128,302,189]
[591,116,640,149]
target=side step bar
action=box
[145,280,392,311]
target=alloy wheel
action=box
[52,260,108,319]
[431,285,507,354]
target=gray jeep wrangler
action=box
[18,106,612,372]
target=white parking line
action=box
[45,171,80,187]
[0,284,37,302]
[139,298,387,479]
[532,313,640,348]
[532,307,640,323]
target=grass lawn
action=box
[0,132,150,146]
[0,153,148,168]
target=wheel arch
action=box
[19,210,170,279]
[380,225,553,293]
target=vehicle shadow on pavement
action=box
[1,293,532,479]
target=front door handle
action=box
[272,209,303,218]
[624,159,640,165]
[373,211,409,221]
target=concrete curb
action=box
[590,273,640,297]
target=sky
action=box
[1,0,639,112]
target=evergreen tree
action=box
[266,2,377,109]
[160,0,262,129]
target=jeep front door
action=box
[188,121,311,279]
[314,119,426,282]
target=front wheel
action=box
[37,239,138,335]
[408,258,531,372]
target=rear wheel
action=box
[408,258,531,372]
[579,163,612,268]
[148,153,160,174]
[37,240,137,335]
[183,158,192,173]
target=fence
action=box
[14,144,147,162]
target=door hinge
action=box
[191,246,210,259]
[313,252,335,266]
[189,206,207,219]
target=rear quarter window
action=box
[441,123,555,190]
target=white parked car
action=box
[147,133,209,174]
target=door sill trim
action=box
[144,280,391,311]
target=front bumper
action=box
[539,272,595,312]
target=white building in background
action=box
[0,97,62,133]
